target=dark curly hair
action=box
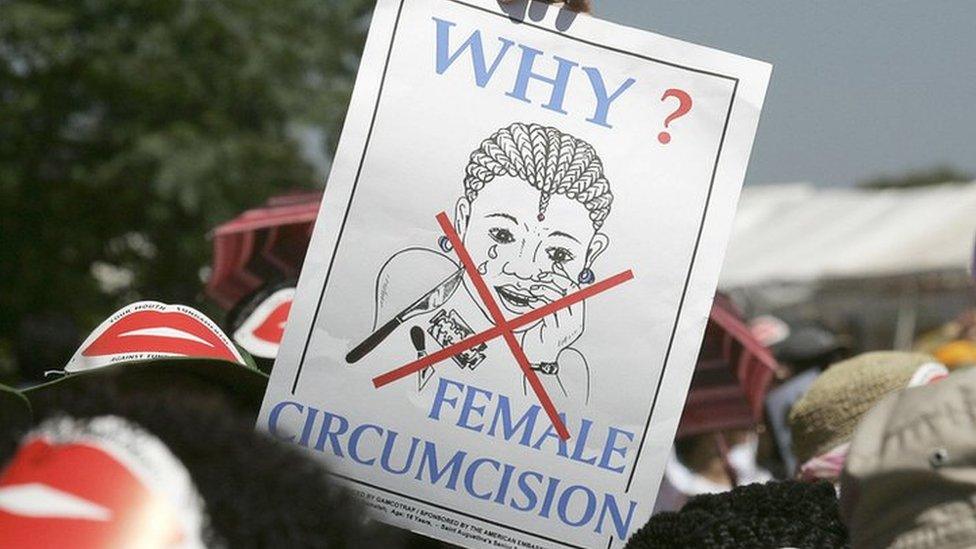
[6,376,408,549]
[464,122,613,229]
[625,480,849,549]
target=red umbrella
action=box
[206,192,321,310]
[672,294,779,487]
[676,294,778,438]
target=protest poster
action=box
[258,0,770,546]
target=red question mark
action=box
[658,88,693,145]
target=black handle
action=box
[346,317,402,364]
[410,325,426,353]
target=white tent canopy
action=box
[719,182,976,288]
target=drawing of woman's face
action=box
[455,176,608,320]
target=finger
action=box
[549,264,580,292]
[551,281,571,298]
[548,274,576,295]
[554,302,580,323]
[530,284,565,303]
[510,0,590,13]
[521,321,543,343]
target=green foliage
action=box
[858,165,973,190]
[0,0,373,371]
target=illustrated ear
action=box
[454,197,472,237]
[584,232,609,268]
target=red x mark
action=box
[373,212,633,440]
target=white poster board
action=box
[258,1,770,546]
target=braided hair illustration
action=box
[463,122,613,230]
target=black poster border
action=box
[288,0,740,546]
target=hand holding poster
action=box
[258,1,770,546]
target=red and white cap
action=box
[67,301,246,373]
[231,288,294,359]
[0,415,210,548]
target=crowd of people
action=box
[629,346,976,548]
[1,217,973,549]
[638,302,976,548]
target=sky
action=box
[593,1,976,187]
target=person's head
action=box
[772,322,848,375]
[1,414,214,547]
[841,367,976,549]
[224,280,297,375]
[3,376,397,548]
[626,480,849,548]
[22,301,270,424]
[453,122,612,317]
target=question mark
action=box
[658,88,693,145]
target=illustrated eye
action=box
[546,247,575,264]
[489,227,515,244]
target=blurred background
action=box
[1,0,974,386]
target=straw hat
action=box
[789,352,938,464]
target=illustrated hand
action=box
[499,0,591,14]
[519,272,585,364]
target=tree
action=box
[0,0,373,377]
[858,165,973,190]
